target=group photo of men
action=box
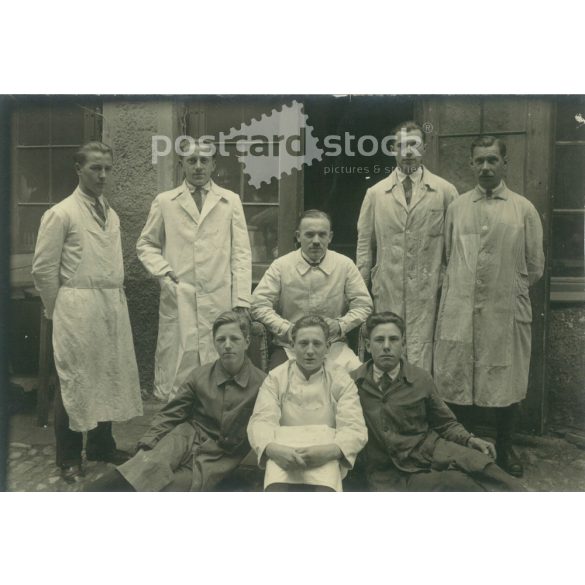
[12,107,550,493]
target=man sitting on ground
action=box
[86,311,266,491]
[351,311,525,491]
[247,315,367,492]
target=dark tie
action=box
[403,176,413,206]
[93,200,106,223]
[193,187,204,212]
[379,372,393,393]
[486,188,493,197]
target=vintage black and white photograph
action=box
[1,94,584,493]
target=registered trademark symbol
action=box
[422,122,433,133]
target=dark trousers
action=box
[448,402,520,446]
[54,385,116,467]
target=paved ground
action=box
[5,395,585,492]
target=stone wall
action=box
[102,101,179,391]
[547,306,585,431]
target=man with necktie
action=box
[137,140,252,402]
[351,312,524,491]
[356,121,459,373]
[433,136,545,478]
[32,142,143,483]
[252,209,372,372]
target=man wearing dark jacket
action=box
[86,311,266,491]
[351,312,525,491]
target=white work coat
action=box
[32,189,143,431]
[356,166,458,371]
[433,183,545,407]
[136,180,251,401]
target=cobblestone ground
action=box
[5,399,585,492]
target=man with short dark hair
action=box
[248,315,367,491]
[433,136,545,477]
[357,120,458,372]
[137,140,252,402]
[32,141,143,484]
[351,312,524,491]
[252,209,372,372]
[86,311,266,491]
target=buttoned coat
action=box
[356,166,458,371]
[137,180,251,400]
[433,183,544,407]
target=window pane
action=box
[556,96,585,142]
[51,105,85,145]
[51,148,79,201]
[12,205,49,254]
[245,205,279,264]
[16,106,50,146]
[214,143,243,194]
[554,145,585,209]
[551,214,585,277]
[14,149,50,202]
[244,177,278,203]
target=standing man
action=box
[352,312,524,491]
[32,141,143,484]
[137,140,252,401]
[434,136,545,477]
[356,120,458,372]
[252,209,372,372]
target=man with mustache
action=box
[433,136,544,478]
[357,120,458,372]
[137,140,251,402]
[351,312,524,491]
[85,311,266,491]
[252,209,373,372]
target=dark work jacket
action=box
[351,360,472,473]
[139,358,266,456]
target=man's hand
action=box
[232,306,251,321]
[468,437,497,459]
[323,318,342,342]
[295,444,342,469]
[266,443,306,470]
[165,271,179,284]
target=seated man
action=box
[251,209,373,372]
[85,311,266,491]
[351,312,525,491]
[247,315,367,492]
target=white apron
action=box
[264,376,343,492]
[52,198,143,431]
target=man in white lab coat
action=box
[356,121,458,372]
[137,140,252,402]
[252,210,373,372]
[32,142,143,484]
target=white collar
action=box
[373,362,401,384]
[396,165,423,184]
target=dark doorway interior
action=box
[302,95,414,259]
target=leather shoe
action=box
[61,465,85,484]
[496,443,524,478]
[87,449,132,466]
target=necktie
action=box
[93,199,106,223]
[379,372,393,393]
[193,187,204,212]
[403,175,413,207]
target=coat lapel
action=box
[176,185,199,223]
[199,182,224,224]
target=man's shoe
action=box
[497,444,524,478]
[87,449,132,466]
[61,465,85,484]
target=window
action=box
[10,100,101,255]
[551,96,585,302]
[183,96,302,282]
